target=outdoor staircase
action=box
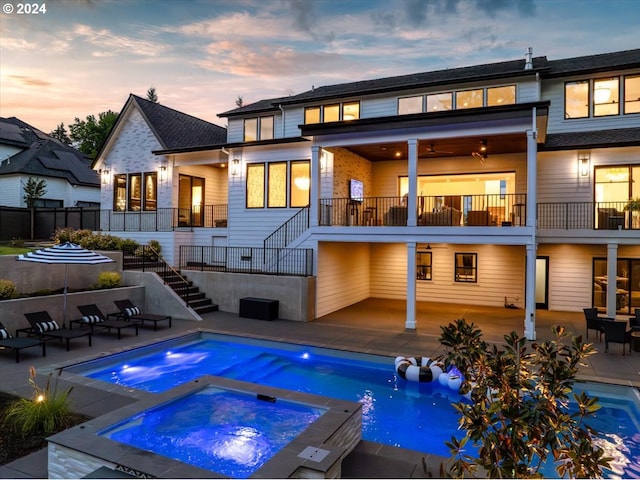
[157,269,219,315]
[123,252,218,316]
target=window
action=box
[417,249,432,280]
[290,161,310,207]
[426,92,452,112]
[565,80,590,119]
[129,173,141,211]
[33,198,63,207]
[268,162,287,207]
[398,96,423,115]
[244,118,258,142]
[456,89,483,109]
[144,172,157,211]
[304,102,360,124]
[114,174,126,211]
[594,77,619,116]
[260,116,274,140]
[624,75,640,114]
[487,85,516,106]
[304,107,321,124]
[323,104,340,122]
[455,253,477,282]
[246,163,265,208]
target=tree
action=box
[49,123,71,145]
[68,110,118,159]
[23,177,47,208]
[235,96,243,108]
[146,86,158,103]
[438,319,611,479]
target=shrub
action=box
[4,367,74,437]
[94,271,121,289]
[148,239,162,258]
[438,319,611,479]
[10,237,24,248]
[117,238,139,254]
[0,279,18,300]
[52,228,140,253]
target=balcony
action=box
[319,194,527,227]
[99,205,228,232]
[537,201,639,230]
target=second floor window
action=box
[304,102,360,124]
[400,86,515,115]
[565,74,639,119]
[244,116,274,142]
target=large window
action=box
[246,160,310,208]
[595,165,640,229]
[426,92,452,112]
[455,253,477,283]
[398,96,423,115]
[487,85,516,106]
[566,75,638,119]
[113,172,157,211]
[593,258,640,314]
[456,89,483,109]
[304,102,360,124]
[400,86,515,115]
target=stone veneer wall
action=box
[331,147,372,198]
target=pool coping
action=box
[47,375,363,479]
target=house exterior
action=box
[95,48,640,340]
[0,117,100,208]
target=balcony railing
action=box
[538,201,639,230]
[319,194,527,227]
[99,205,228,231]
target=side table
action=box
[631,331,640,353]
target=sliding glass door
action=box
[593,258,640,314]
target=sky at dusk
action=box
[1,0,639,134]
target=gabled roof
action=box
[546,49,640,77]
[130,94,227,149]
[0,117,99,187]
[219,56,548,117]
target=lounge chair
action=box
[17,311,92,351]
[0,321,46,363]
[70,304,140,340]
[114,299,172,330]
[583,308,605,341]
[602,319,632,355]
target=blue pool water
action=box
[99,387,325,478]
[68,332,640,478]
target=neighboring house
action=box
[0,117,100,207]
[94,48,640,339]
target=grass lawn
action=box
[0,246,31,255]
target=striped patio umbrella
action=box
[17,242,114,325]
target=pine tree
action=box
[50,123,72,145]
[146,86,159,103]
[23,177,47,208]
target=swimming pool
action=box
[65,331,640,478]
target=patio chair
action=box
[631,309,640,332]
[114,299,172,331]
[18,311,92,351]
[70,304,140,340]
[602,319,632,355]
[583,308,605,341]
[0,321,46,363]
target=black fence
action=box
[537,201,639,230]
[179,246,314,277]
[0,207,100,241]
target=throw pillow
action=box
[82,315,103,324]
[36,320,60,333]
[0,328,9,339]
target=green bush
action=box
[52,228,140,253]
[0,279,18,300]
[117,238,139,254]
[9,237,24,248]
[94,271,121,289]
[4,367,74,438]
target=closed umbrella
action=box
[17,242,115,325]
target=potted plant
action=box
[623,196,640,212]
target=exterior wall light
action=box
[158,163,168,182]
[578,152,590,177]
[231,158,241,176]
[100,166,111,184]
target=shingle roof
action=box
[546,49,640,77]
[542,127,640,150]
[0,117,99,187]
[219,57,549,117]
[130,94,227,149]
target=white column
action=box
[606,243,618,318]
[310,145,320,227]
[526,128,537,228]
[406,242,417,330]
[524,243,536,340]
[407,139,418,226]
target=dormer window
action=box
[244,116,274,142]
[304,102,360,124]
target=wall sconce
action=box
[231,158,241,176]
[578,152,590,177]
[100,166,110,184]
[158,163,168,182]
[479,139,488,152]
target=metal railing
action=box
[318,194,527,227]
[263,206,310,250]
[99,205,228,231]
[537,201,639,230]
[179,246,313,277]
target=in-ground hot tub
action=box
[47,376,362,479]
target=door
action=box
[535,256,549,309]
[178,175,205,227]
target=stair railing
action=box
[263,206,310,268]
[123,245,192,307]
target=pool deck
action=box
[1,298,639,478]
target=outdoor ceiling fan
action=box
[419,143,453,157]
